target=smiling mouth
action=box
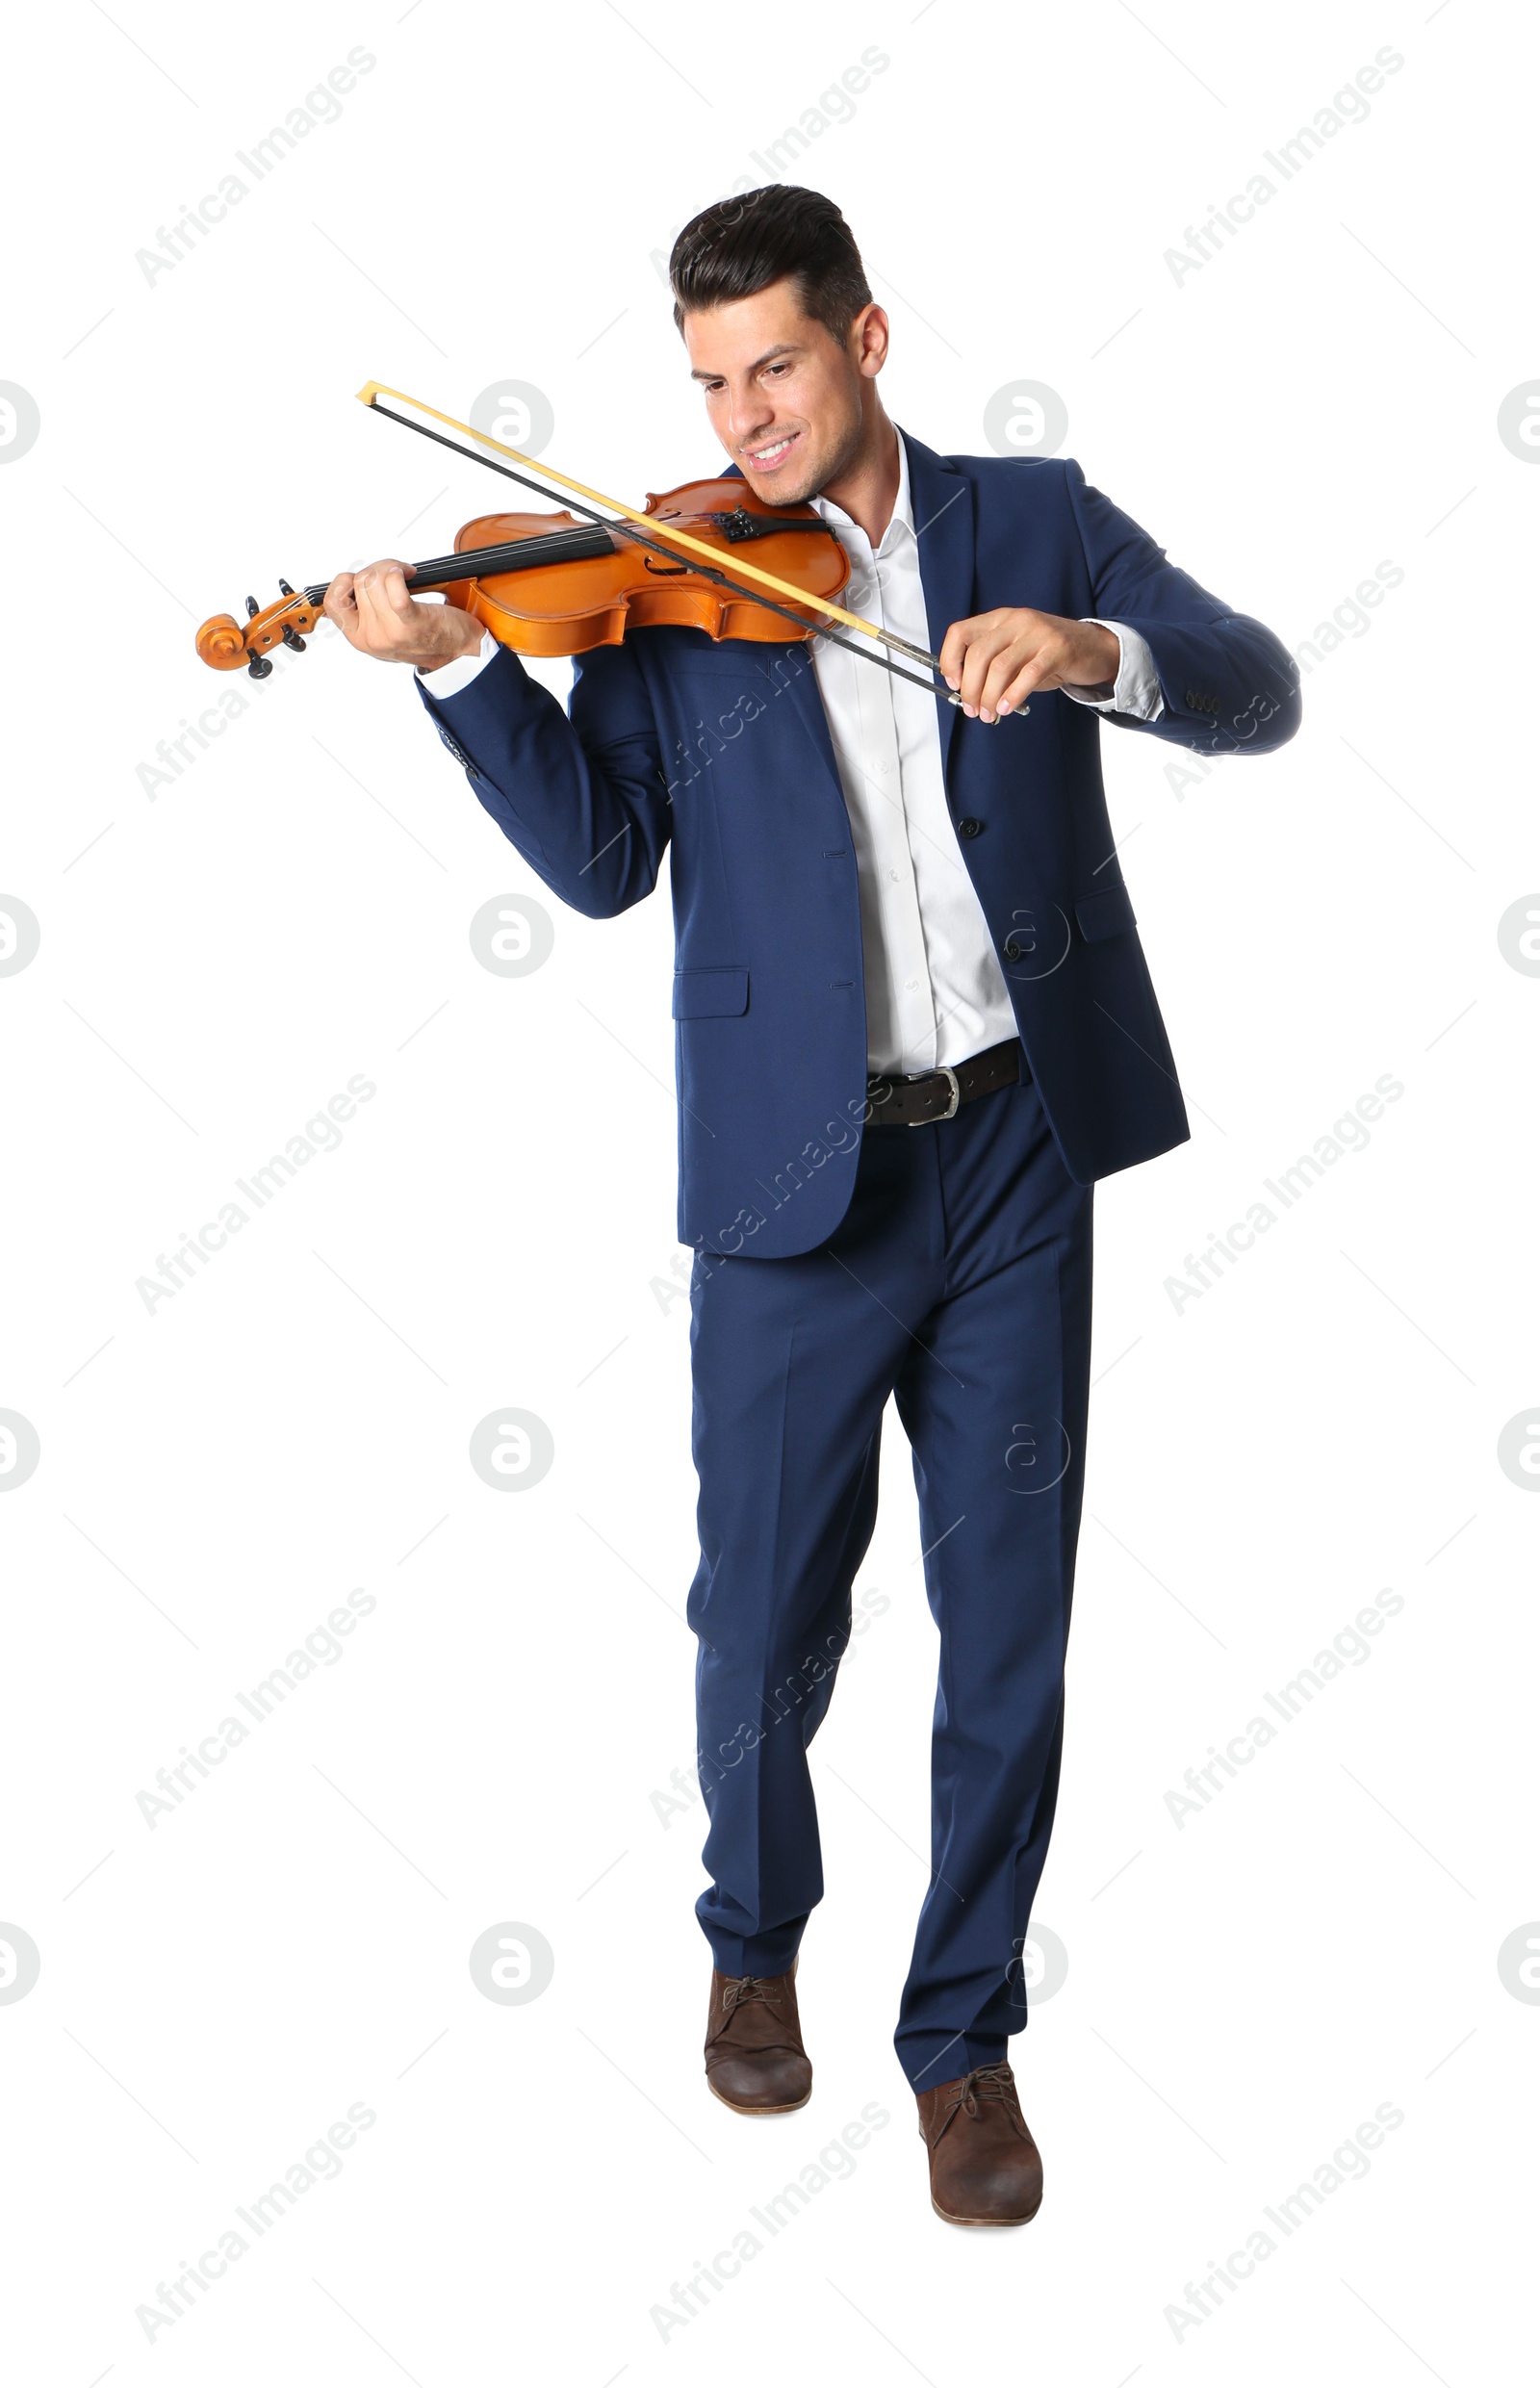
[742,430,801,470]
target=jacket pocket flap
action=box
[672,966,750,1019]
[1075,886,1138,943]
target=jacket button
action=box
[1003,936,1023,962]
[957,816,984,839]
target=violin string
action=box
[300,524,615,607]
[363,400,960,703]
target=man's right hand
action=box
[323,560,486,673]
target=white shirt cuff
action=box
[417,628,499,700]
[1061,620,1165,721]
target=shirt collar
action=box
[809,429,912,557]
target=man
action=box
[325,185,1299,2226]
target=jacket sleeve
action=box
[1063,458,1301,757]
[417,637,671,918]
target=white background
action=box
[2,1,1535,2380]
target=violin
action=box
[195,478,850,680]
[194,380,989,707]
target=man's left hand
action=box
[937,609,1121,724]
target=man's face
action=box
[682,276,884,503]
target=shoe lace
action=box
[721,1974,783,2016]
[957,2062,1014,2118]
[924,2062,1026,2147]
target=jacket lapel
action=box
[900,428,975,782]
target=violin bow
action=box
[357,381,992,709]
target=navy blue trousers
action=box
[686,1069,1092,2093]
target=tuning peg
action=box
[278,578,295,597]
[281,625,306,652]
[244,595,259,618]
[247,652,273,680]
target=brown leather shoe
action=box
[704,1961,811,2115]
[915,2062,1042,2225]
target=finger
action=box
[993,662,1041,717]
[997,625,1088,715]
[353,563,411,651]
[347,577,387,652]
[937,615,979,688]
[379,564,417,621]
[978,646,1039,721]
[938,610,1006,688]
[322,571,357,627]
[961,628,1034,718]
[353,560,414,625]
[987,639,1065,719]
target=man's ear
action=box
[852,302,889,377]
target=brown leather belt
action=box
[865,1037,1023,1128]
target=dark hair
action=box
[670,186,872,346]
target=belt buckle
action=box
[909,1064,961,1125]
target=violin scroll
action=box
[194,613,249,670]
[195,580,325,676]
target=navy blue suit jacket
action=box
[420,430,1300,1258]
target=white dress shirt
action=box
[421,437,1164,1074]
